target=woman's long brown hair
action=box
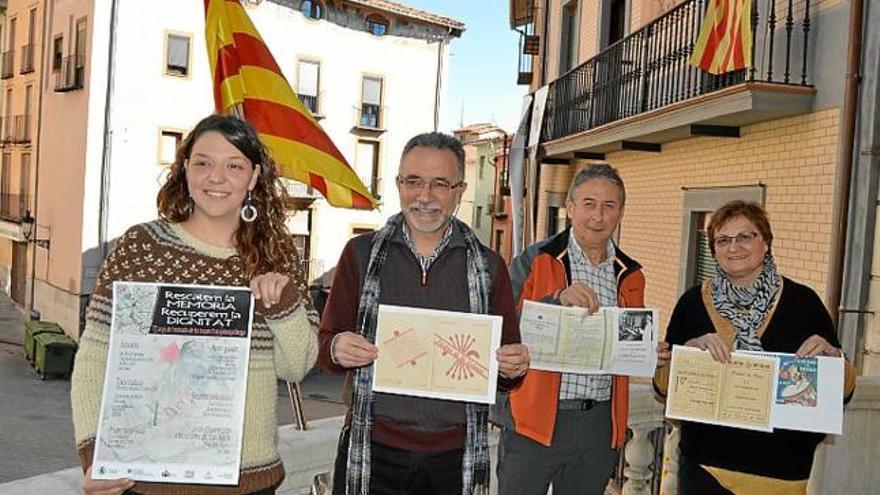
[156,114,298,278]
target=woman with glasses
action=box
[71,114,318,495]
[653,200,855,495]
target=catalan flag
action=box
[690,0,753,75]
[204,0,377,209]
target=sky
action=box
[403,0,527,133]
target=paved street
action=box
[0,294,346,484]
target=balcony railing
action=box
[0,50,13,79]
[54,55,85,92]
[297,93,319,116]
[20,44,34,74]
[542,0,812,142]
[0,192,29,222]
[357,104,382,130]
[2,115,31,144]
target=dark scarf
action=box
[711,252,781,350]
[345,213,491,495]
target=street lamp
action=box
[20,210,49,249]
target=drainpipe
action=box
[97,0,119,259]
[827,0,865,327]
[433,27,452,132]
[28,0,53,319]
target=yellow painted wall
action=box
[536,109,840,329]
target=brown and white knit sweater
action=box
[71,220,319,495]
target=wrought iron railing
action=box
[298,93,319,115]
[0,50,13,79]
[542,0,812,142]
[20,44,34,74]
[54,55,85,92]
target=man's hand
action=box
[684,333,731,363]
[332,331,378,368]
[83,466,134,495]
[558,282,600,313]
[656,341,671,368]
[496,344,530,379]
[796,335,842,358]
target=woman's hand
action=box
[250,272,289,309]
[497,343,530,379]
[83,466,134,495]
[685,333,731,363]
[656,341,671,368]
[332,331,379,368]
[796,335,842,358]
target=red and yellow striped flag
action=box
[690,0,753,75]
[204,0,377,209]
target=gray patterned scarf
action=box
[711,252,780,351]
[345,213,491,495]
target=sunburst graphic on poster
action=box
[373,305,502,404]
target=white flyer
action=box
[520,300,659,377]
[92,282,253,485]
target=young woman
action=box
[71,114,318,495]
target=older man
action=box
[319,132,529,495]
[497,163,653,494]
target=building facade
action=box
[19,0,462,335]
[453,123,508,247]
[507,0,879,492]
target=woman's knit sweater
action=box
[71,220,319,494]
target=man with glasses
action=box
[319,132,529,495]
[496,163,668,495]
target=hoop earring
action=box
[240,191,258,223]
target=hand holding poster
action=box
[519,300,659,377]
[92,282,253,485]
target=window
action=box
[475,206,483,228]
[559,1,578,75]
[74,18,87,85]
[165,33,190,77]
[296,60,320,115]
[366,15,388,36]
[545,192,569,236]
[479,156,486,179]
[159,130,183,165]
[355,140,380,197]
[52,36,63,72]
[360,76,382,128]
[23,85,32,142]
[300,0,323,20]
[693,212,713,285]
[3,89,11,142]
[19,153,30,214]
[1,153,10,216]
[7,18,16,53]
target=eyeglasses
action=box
[398,176,465,193]
[713,231,760,249]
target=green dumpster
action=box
[24,321,63,362]
[33,332,77,379]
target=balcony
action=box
[0,50,13,79]
[353,104,385,134]
[511,0,538,85]
[0,192,29,223]
[54,55,85,92]
[541,0,815,157]
[297,93,321,118]
[2,115,31,144]
[20,44,34,74]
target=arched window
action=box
[366,14,388,36]
[300,0,323,20]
